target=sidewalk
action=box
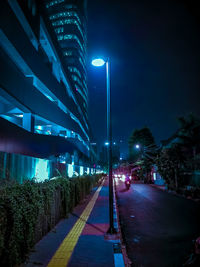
[22,177,124,267]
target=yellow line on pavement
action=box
[47,180,104,267]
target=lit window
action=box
[50,11,82,25]
[57,35,63,41]
[64,50,73,56]
[46,0,64,8]
[68,66,81,78]
[52,18,85,42]
[54,27,64,34]
[57,34,85,53]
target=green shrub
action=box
[0,174,102,266]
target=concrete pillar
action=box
[3,152,7,179]
[74,151,79,165]
[51,125,58,135]
[23,113,35,132]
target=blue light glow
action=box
[68,164,73,177]
[35,159,49,182]
[15,114,23,118]
[105,142,109,146]
[87,168,90,175]
[91,58,105,67]
[135,144,140,149]
[80,166,84,176]
[36,125,43,130]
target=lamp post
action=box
[91,58,116,234]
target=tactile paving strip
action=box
[47,180,104,267]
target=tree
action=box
[156,144,186,189]
[177,113,200,170]
[128,127,157,183]
[128,127,156,161]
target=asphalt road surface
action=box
[116,180,200,267]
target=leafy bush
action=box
[156,144,186,189]
[0,174,102,266]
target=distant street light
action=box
[135,144,140,149]
[92,57,116,234]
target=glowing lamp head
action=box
[135,144,140,149]
[91,58,105,67]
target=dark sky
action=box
[87,0,200,158]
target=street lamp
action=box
[92,57,116,234]
[135,144,140,149]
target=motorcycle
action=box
[125,180,131,190]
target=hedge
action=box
[0,174,102,266]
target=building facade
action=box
[0,0,91,181]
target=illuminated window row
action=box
[67,52,86,73]
[52,18,81,28]
[54,27,64,34]
[57,34,85,53]
[64,50,86,69]
[52,18,85,41]
[50,11,82,25]
[46,0,64,8]
[63,50,73,56]
[68,66,82,78]
[52,18,75,26]
[72,74,82,84]
[72,76,87,97]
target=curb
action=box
[113,179,131,267]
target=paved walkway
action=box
[23,178,116,267]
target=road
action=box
[116,180,200,267]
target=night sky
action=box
[87,0,200,158]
